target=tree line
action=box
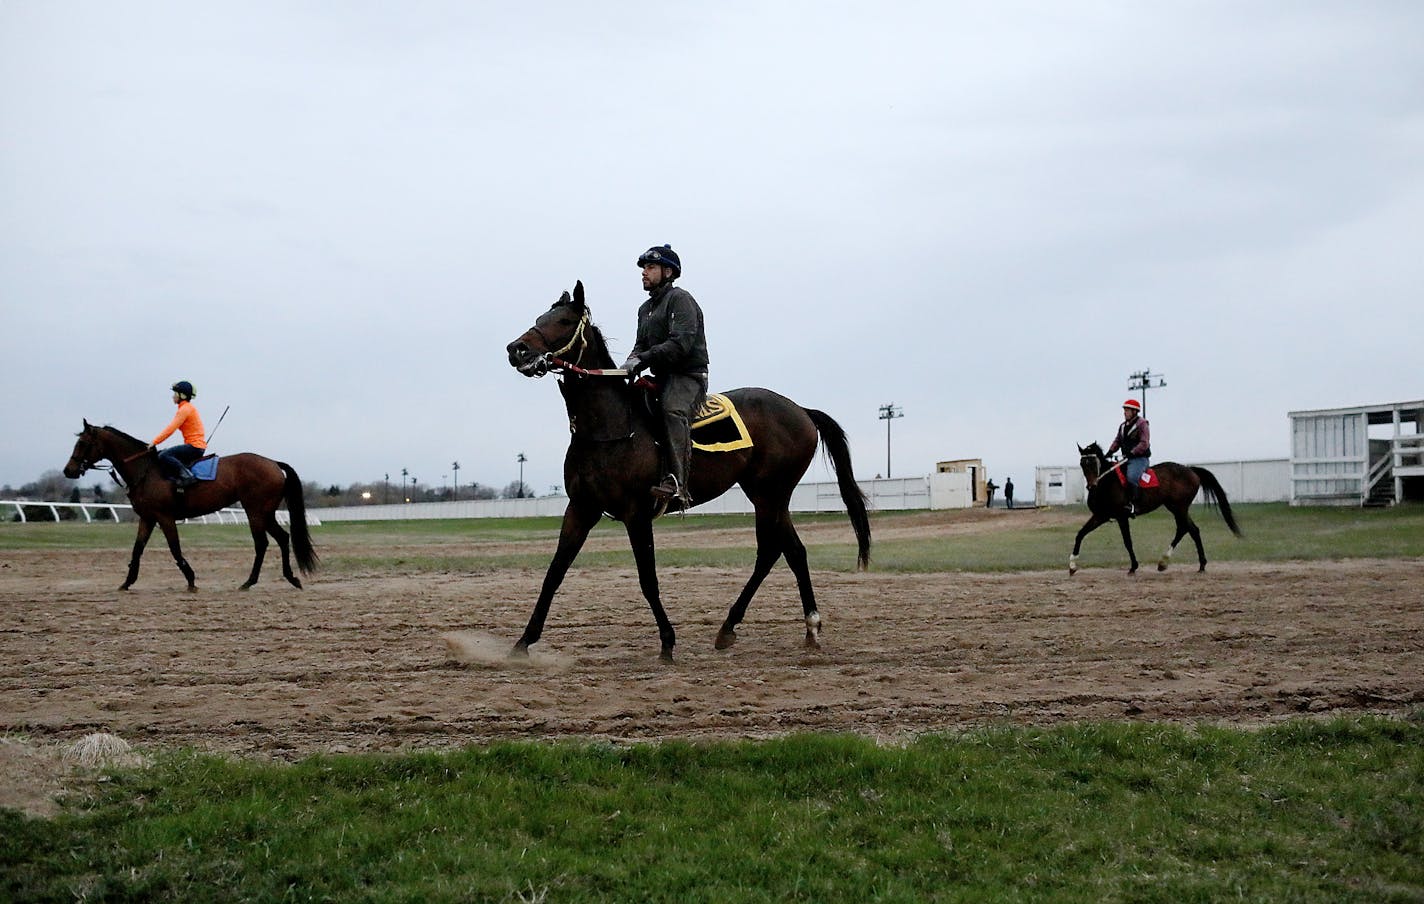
[3,470,540,513]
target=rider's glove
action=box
[622,356,645,377]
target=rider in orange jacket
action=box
[152,381,207,491]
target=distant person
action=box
[985,479,998,508]
[1106,398,1151,516]
[151,380,206,492]
[1004,477,1014,509]
[621,244,708,505]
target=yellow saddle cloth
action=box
[691,393,752,452]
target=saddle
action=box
[182,455,220,482]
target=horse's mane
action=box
[101,425,148,448]
[555,299,616,368]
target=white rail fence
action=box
[2,500,310,526]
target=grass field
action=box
[4,502,1424,573]
[4,505,1422,901]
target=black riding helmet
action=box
[636,244,681,277]
[171,381,196,400]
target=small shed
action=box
[1035,465,1086,505]
[936,458,988,506]
[1289,399,1424,506]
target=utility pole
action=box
[878,403,903,478]
[1127,368,1167,416]
[383,472,389,504]
[516,452,527,498]
[451,461,460,501]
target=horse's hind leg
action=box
[155,516,197,591]
[120,517,155,590]
[1159,510,1192,572]
[1187,516,1208,572]
[780,515,823,650]
[716,507,786,650]
[239,511,272,589]
[259,513,300,589]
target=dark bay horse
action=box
[1070,442,1241,575]
[63,421,318,591]
[505,281,871,661]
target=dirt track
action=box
[3,515,1422,813]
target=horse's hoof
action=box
[804,631,821,651]
[185,586,198,593]
[509,643,530,659]
[118,585,131,592]
[715,630,737,650]
[287,577,303,589]
[1068,566,1078,576]
[659,648,675,664]
[1157,563,1168,572]
[239,583,254,591]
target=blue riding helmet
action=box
[171,381,196,399]
[637,244,681,276]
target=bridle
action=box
[1079,447,1123,489]
[70,428,152,489]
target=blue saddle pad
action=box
[190,456,219,481]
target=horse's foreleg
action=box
[1159,513,1192,572]
[717,508,786,650]
[513,504,599,657]
[156,517,196,591]
[625,516,676,662]
[120,518,155,590]
[1115,517,1139,575]
[1069,513,1109,575]
[240,516,270,590]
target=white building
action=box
[1289,399,1424,506]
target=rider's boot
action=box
[174,465,198,493]
[651,415,692,505]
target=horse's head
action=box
[1078,441,1108,487]
[507,280,595,377]
[64,420,107,479]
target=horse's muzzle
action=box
[506,339,549,377]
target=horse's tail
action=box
[1190,466,1243,537]
[279,462,320,574]
[805,408,872,570]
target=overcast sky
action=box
[3,2,1421,500]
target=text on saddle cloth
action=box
[691,394,753,453]
[1115,465,1158,488]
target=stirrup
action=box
[650,474,690,505]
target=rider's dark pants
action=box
[659,372,708,488]
[158,444,204,482]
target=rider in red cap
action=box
[1106,398,1151,516]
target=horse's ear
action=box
[557,290,571,306]
[83,418,91,429]
[573,280,585,310]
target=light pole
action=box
[516,452,527,498]
[878,403,903,478]
[383,473,389,504]
[400,468,408,503]
[1127,368,1167,416]
[451,461,460,501]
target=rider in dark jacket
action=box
[1107,398,1151,515]
[621,244,708,503]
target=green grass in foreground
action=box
[4,717,1421,902]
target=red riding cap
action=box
[1122,399,1141,411]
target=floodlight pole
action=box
[1127,368,1167,416]
[451,461,460,501]
[878,403,903,478]
[517,452,527,498]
